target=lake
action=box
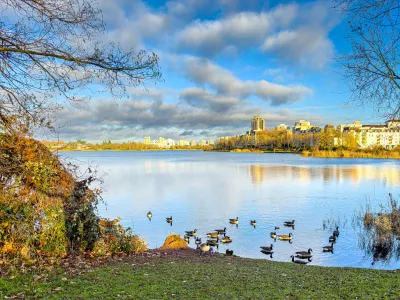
[62,151,400,269]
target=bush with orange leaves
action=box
[0,132,145,264]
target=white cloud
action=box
[182,57,312,105]
[177,5,298,56]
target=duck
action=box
[185,229,197,236]
[260,244,273,252]
[226,249,234,256]
[250,220,257,227]
[278,233,292,241]
[147,211,152,219]
[323,243,334,252]
[200,243,211,255]
[215,227,227,234]
[329,235,336,243]
[221,236,232,243]
[333,226,340,237]
[195,237,202,246]
[207,232,220,238]
[291,255,311,264]
[166,216,173,223]
[283,220,295,227]
[229,217,239,224]
[184,235,190,244]
[295,248,313,259]
[270,232,277,239]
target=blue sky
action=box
[57,0,383,143]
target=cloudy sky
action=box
[56,0,381,143]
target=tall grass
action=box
[303,148,400,159]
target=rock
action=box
[160,234,189,250]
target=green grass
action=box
[1,255,399,299]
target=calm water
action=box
[62,151,400,269]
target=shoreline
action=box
[302,149,400,159]
[2,249,399,298]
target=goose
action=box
[207,238,219,246]
[250,220,257,227]
[274,226,280,230]
[166,216,173,223]
[147,211,152,219]
[185,229,197,236]
[260,244,273,252]
[207,232,220,238]
[229,217,239,224]
[215,227,227,234]
[184,235,190,244]
[295,248,313,259]
[283,220,295,227]
[278,233,292,241]
[226,249,234,256]
[195,237,202,246]
[329,235,336,243]
[270,232,277,239]
[221,236,232,243]
[291,255,311,264]
[323,243,334,252]
[333,226,340,237]
[200,243,211,255]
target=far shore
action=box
[302,149,400,159]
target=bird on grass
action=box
[195,237,202,247]
[226,249,234,256]
[184,235,190,244]
[200,243,212,256]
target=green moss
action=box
[1,255,399,299]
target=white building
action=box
[343,120,400,149]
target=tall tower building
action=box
[144,136,151,144]
[251,116,265,131]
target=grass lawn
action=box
[1,252,399,299]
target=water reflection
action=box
[247,164,400,187]
[63,151,400,269]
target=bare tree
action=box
[0,0,161,133]
[335,0,400,118]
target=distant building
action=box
[251,116,265,131]
[275,124,291,131]
[144,136,151,145]
[207,140,214,145]
[190,140,196,146]
[293,120,312,133]
[342,119,400,149]
[165,138,175,148]
[200,140,207,146]
[158,137,166,148]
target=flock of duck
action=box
[146,211,340,264]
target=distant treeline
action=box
[41,140,212,151]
